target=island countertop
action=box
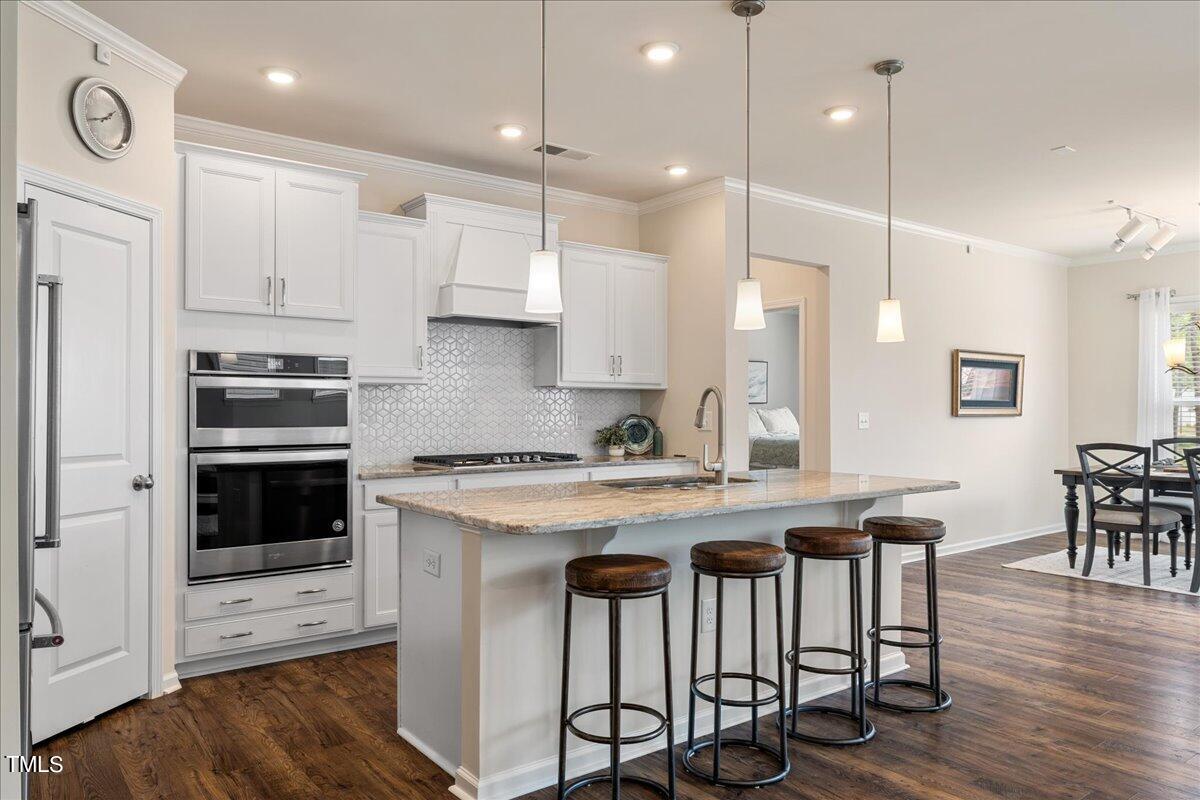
[359,453,697,481]
[377,468,959,534]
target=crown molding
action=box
[1067,240,1200,268]
[635,178,729,216]
[174,115,640,216]
[22,0,186,87]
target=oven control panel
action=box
[191,351,350,377]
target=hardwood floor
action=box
[33,533,1199,800]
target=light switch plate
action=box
[422,548,441,578]
[95,43,112,65]
[858,412,870,430]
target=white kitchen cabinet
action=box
[356,213,429,383]
[275,169,358,320]
[180,142,364,321]
[536,242,668,389]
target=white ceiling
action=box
[80,0,1199,259]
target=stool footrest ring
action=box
[865,678,952,713]
[785,645,867,676]
[561,774,673,799]
[564,702,668,746]
[783,705,876,746]
[682,737,789,788]
[690,672,781,708]
[868,624,942,649]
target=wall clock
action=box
[71,77,135,159]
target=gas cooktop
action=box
[413,451,581,468]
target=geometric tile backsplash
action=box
[358,321,642,466]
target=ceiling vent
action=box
[531,142,596,161]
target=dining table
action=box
[1054,466,1198,591]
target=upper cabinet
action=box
[180,143,363,321]
[535,242,668,389]
[356,212,428,383]
[401,194,564,325]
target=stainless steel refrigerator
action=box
[16,199,65,799]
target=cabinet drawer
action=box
[184,602,355,657]
[184,570,354,621]
[590,461,696,481]
[363,476,454,510]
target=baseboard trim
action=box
[399,726,458,777]
[175,627,396,680]
[901,524,1061,564]
[455,652,907,800]
[161,671,181,695]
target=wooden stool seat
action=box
[863,516,947,544]
[785,527,872,559]
[690,540,786,575]
[565,554,671,595]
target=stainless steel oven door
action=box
[189,376,351,448]
[189,449,352,581]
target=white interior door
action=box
[27,185,151,742]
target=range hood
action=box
[401,194,564,325]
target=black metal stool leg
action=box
[711,577,724,779]
[557,591,572,800]
[687,572,698,754]
[870,543,882,705]
[773,574,789,775]
[928,543,942,702]
[750,578,758,744]
[852,559,866,741]
[789,557,804,734]
[660,592,676,797]
[608,597,621,800]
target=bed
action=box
[748,406,801,469]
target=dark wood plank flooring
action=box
[33,534,1199,800]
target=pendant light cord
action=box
[745,13,751,281]
[885,72,893,300]
[540,0,547,251]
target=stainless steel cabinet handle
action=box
[296,588,326,595]
[617,355,622,376]
[219,597,253,606]
[219,631,253,640]
[609,355,615,376]
[36,274,62,550]
[32,589,64,648]
[297,620,327,628]
[265,275,272,305]
[417,345,424,369]
[280,277,287,307]
[132,474,154,491]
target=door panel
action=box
[613,257,666,386]
[184,153,275,315]
[560,249,613,384]
[275,169,356,320]
[362,511,399,628]
[27,185,151,742]
[357,216,427,382]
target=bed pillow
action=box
[758,406,800,435]
[747,409,768,436]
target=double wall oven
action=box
[189,351,353,582]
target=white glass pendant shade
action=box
[525,249,562,313]
[734,278,766,330]
[876,298,905,343]
[1164,337,1187,368]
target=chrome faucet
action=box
[693,385,727,485]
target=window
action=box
[1170,297,1200,437]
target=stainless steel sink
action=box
[599,475,757,491]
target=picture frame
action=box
[748,360,769,404]
[951,350,1024,416]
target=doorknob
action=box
[132,474,155,491]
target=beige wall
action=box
[1067,249,1200,457]
[16,4,180,686]
[755,257,831,471]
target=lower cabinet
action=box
[362,509,400,628]
[184,602,356,658]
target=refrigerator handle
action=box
[35,274,62,550]
[32,589,64,648]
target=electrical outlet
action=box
[422,548,441,578]
[95,43,112,65]
[573,412,583,430]
[858,412,870,430]
[701,598,717,632]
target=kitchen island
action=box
[378,468,958,800]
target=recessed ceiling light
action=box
[641,42,680,63]
[823,105,857,122]
[665,164,689,177]
[261,67,299,85]
[496,123,526,139]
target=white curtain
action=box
[1135,287,1174,446]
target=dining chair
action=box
[1077,444,1182,586]
[1184,448,1200,594]
[1148,437,1199,571]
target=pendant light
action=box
[525,0,563,314]
[732,0,766,331]
[875,59,905,343]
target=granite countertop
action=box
[358,454,698,481]
[376,468,959,534]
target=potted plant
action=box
[594,425,629,457]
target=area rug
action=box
[1003,548,1199,596]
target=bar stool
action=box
[863,516,952,713]
[782,527,875,745]
[557,554,675,799]
[684,540,790,788]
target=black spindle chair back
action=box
[1184,448,1200,593]
[1077,443,1152,536]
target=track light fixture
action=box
[1142,223,1178,261]
[1107,201,1178,260]
[1110,210,1147,253]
